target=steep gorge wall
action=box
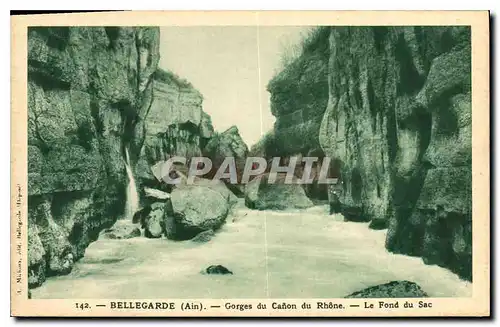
[27,27,160,287]
[27,27,248,288]
[134,68,249,200]
[257,28,331,200]
[265,27,330,158]
[134,69,215,197]
[266,26,472,280]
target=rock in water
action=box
[203,265,233,275]
[191,229,215,243]
[144,203,165,238]
[345,281,428,298]
[179,177,239,208]
[144,187,171,200]
[132,206,152,225]
[100,220,141,240]
[165,186,230,240]
[245,173,314,210]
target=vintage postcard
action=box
[11,11,490,317]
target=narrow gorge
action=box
[27,26,472,299]
[259,26,472,281]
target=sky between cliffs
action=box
[159,26,308,148]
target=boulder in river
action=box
[345,281,428,298]
[144,202,165,238]
[132,206,152,225]
[164,185,230,240]
[144,187,171,200]
[178,177,238,207]
[203,265,233,275]
[190,229,215,243]
[100,220,141,240]
[244,173,314,210]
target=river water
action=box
[31,203,471,299]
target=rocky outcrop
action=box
[165,185,231,240]
[27,27,160,287]
[191,229,215,243]
[245,173,314,210]
[264,27,472,280]
[143,202,165,238]
[202,265,233,275]
[100,220,141,240]
[203,126,249,195]
[135,178,235,240]
[345,281,428,298]
[135,68,216,198]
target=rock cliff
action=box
[134,69,250,200]
[203,126,249,195]
[134,68,215,198]
[27,28,247,288]
[263,28,330,159]
[27,27,160,287]
[265,26,472,280]
[256,28,331,201]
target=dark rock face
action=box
[345,281,428,298]
[203,265,233,275]
[264,27,471,280]
[132,205,152,225]
[245,173,314,210]
[27,27,160,287]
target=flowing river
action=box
[31,203,471,299]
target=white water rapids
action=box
[31,203,471,299]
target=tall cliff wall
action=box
[258,27,331,200]
[27,27,160,287]
[134,68,216,197]
[27,27,248,288]
[266,26,472,280]
[266,27,330,157]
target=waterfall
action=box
[124,147,139,220]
